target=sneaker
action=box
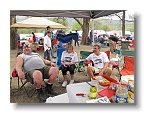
[62,81,67,87]
[69,80,74,84]
[37,88,47,102]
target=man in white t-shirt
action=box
[84,44,112,79]
[44,31,52,61]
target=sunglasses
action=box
[23,44,31,48]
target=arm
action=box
[61,52,67,67]
[61,61,67,67]
[69,52,78,65]
[45,43,51,48]
[40,56,56,67]
[44,37,51,48]
[83,54,91,62]
[15,56,25,80]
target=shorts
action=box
[25,66,51,84]
[93,67,101,74]
[93,67,112,75]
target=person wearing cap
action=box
[44,26,56,59]
[16,44,58,102]
[44,31,56,61]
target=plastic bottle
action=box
[115,84,128,103]
[89,86,98,100]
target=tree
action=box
[50,17,68,27]
[74,18,90,45]
[10,16,17,50]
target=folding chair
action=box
[114,50,134,81]
[10,68,36,98]
[121,41,130,50]
[104,50,119,70]
[10,51,46,98]
[78,51,93,76]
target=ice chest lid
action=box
[98,89,115,98]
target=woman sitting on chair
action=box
[61,43,78,87]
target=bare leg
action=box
[32,70,43,89]
[104,68,112,76]
[87,66,95,78]
[70,74,74,80]
[48,67,58,84]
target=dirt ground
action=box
[10,42,120,103]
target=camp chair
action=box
[104,50,119,69]
[121,41,130,50]
[78,51,93,76]
[10,68,36,98]
[114,50,134,81]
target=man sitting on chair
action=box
[83,44,112,79]
[16,44,58,101]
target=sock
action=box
[46,83,53,89]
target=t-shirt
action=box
[61,51,78,65]
[109,36,118,42]
[86,52,109,69]
[19,52,45,74]
[44,35,51,51]
[32,34,36,42]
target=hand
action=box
[17,71,25,80]
[99,71,103,76]
[51,62,56,67]
[69,62,73,66]
[64,64,68,67]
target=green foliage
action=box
[17,29,45,34]
[89,19,103,30]
[71,22,82,31]
[71,18,83,31]
[125,24,134,32]
[50,18,68,26]
[101,24,110,31]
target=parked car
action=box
[119,31,133,40]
